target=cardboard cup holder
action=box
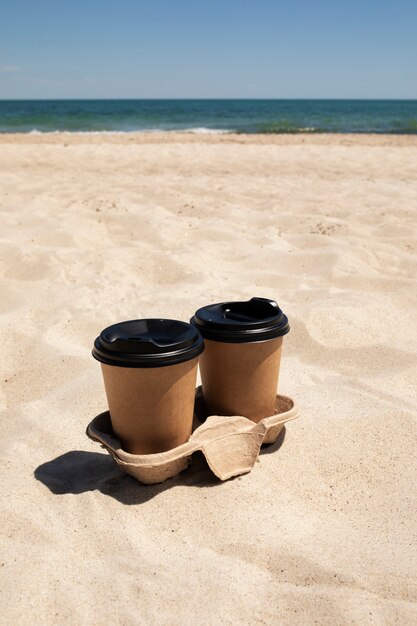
[86,387,299,485]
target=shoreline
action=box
[1,131,417,146]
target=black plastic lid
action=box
[92,318,204,368]
[190,297,289,343]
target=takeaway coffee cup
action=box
[92,319,204,454]
[190,297,289,422]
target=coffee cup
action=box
[190,297,289,422]
[92,319,204,454]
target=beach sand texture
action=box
[1,133,416,625]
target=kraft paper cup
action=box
[191,297,289,422]
[92,319,204,454]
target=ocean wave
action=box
[145,127,231,134]
[185,127,232,134]
[23,127,232,135]
[252,124,321,134]
[6,125,417,136]
[28,128,138,135]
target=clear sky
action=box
[0,0,416,99]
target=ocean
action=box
[0,99,416,134]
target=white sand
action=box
[1,133,416,625]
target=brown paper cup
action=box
[92,318,204,455]
[101,357,199,454]
[199,337,283,422]
[190,297,289,422]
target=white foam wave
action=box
[185,127,231,134]
[25,127,232,135]
[28,129,135,135]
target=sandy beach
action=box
[1,132,416,625]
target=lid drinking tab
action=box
[190,297,289,343]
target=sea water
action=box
[0,99,416,134]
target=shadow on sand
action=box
[34,427,286,505]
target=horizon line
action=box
[0,97,416,102]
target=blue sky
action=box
[0,0,416,99]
